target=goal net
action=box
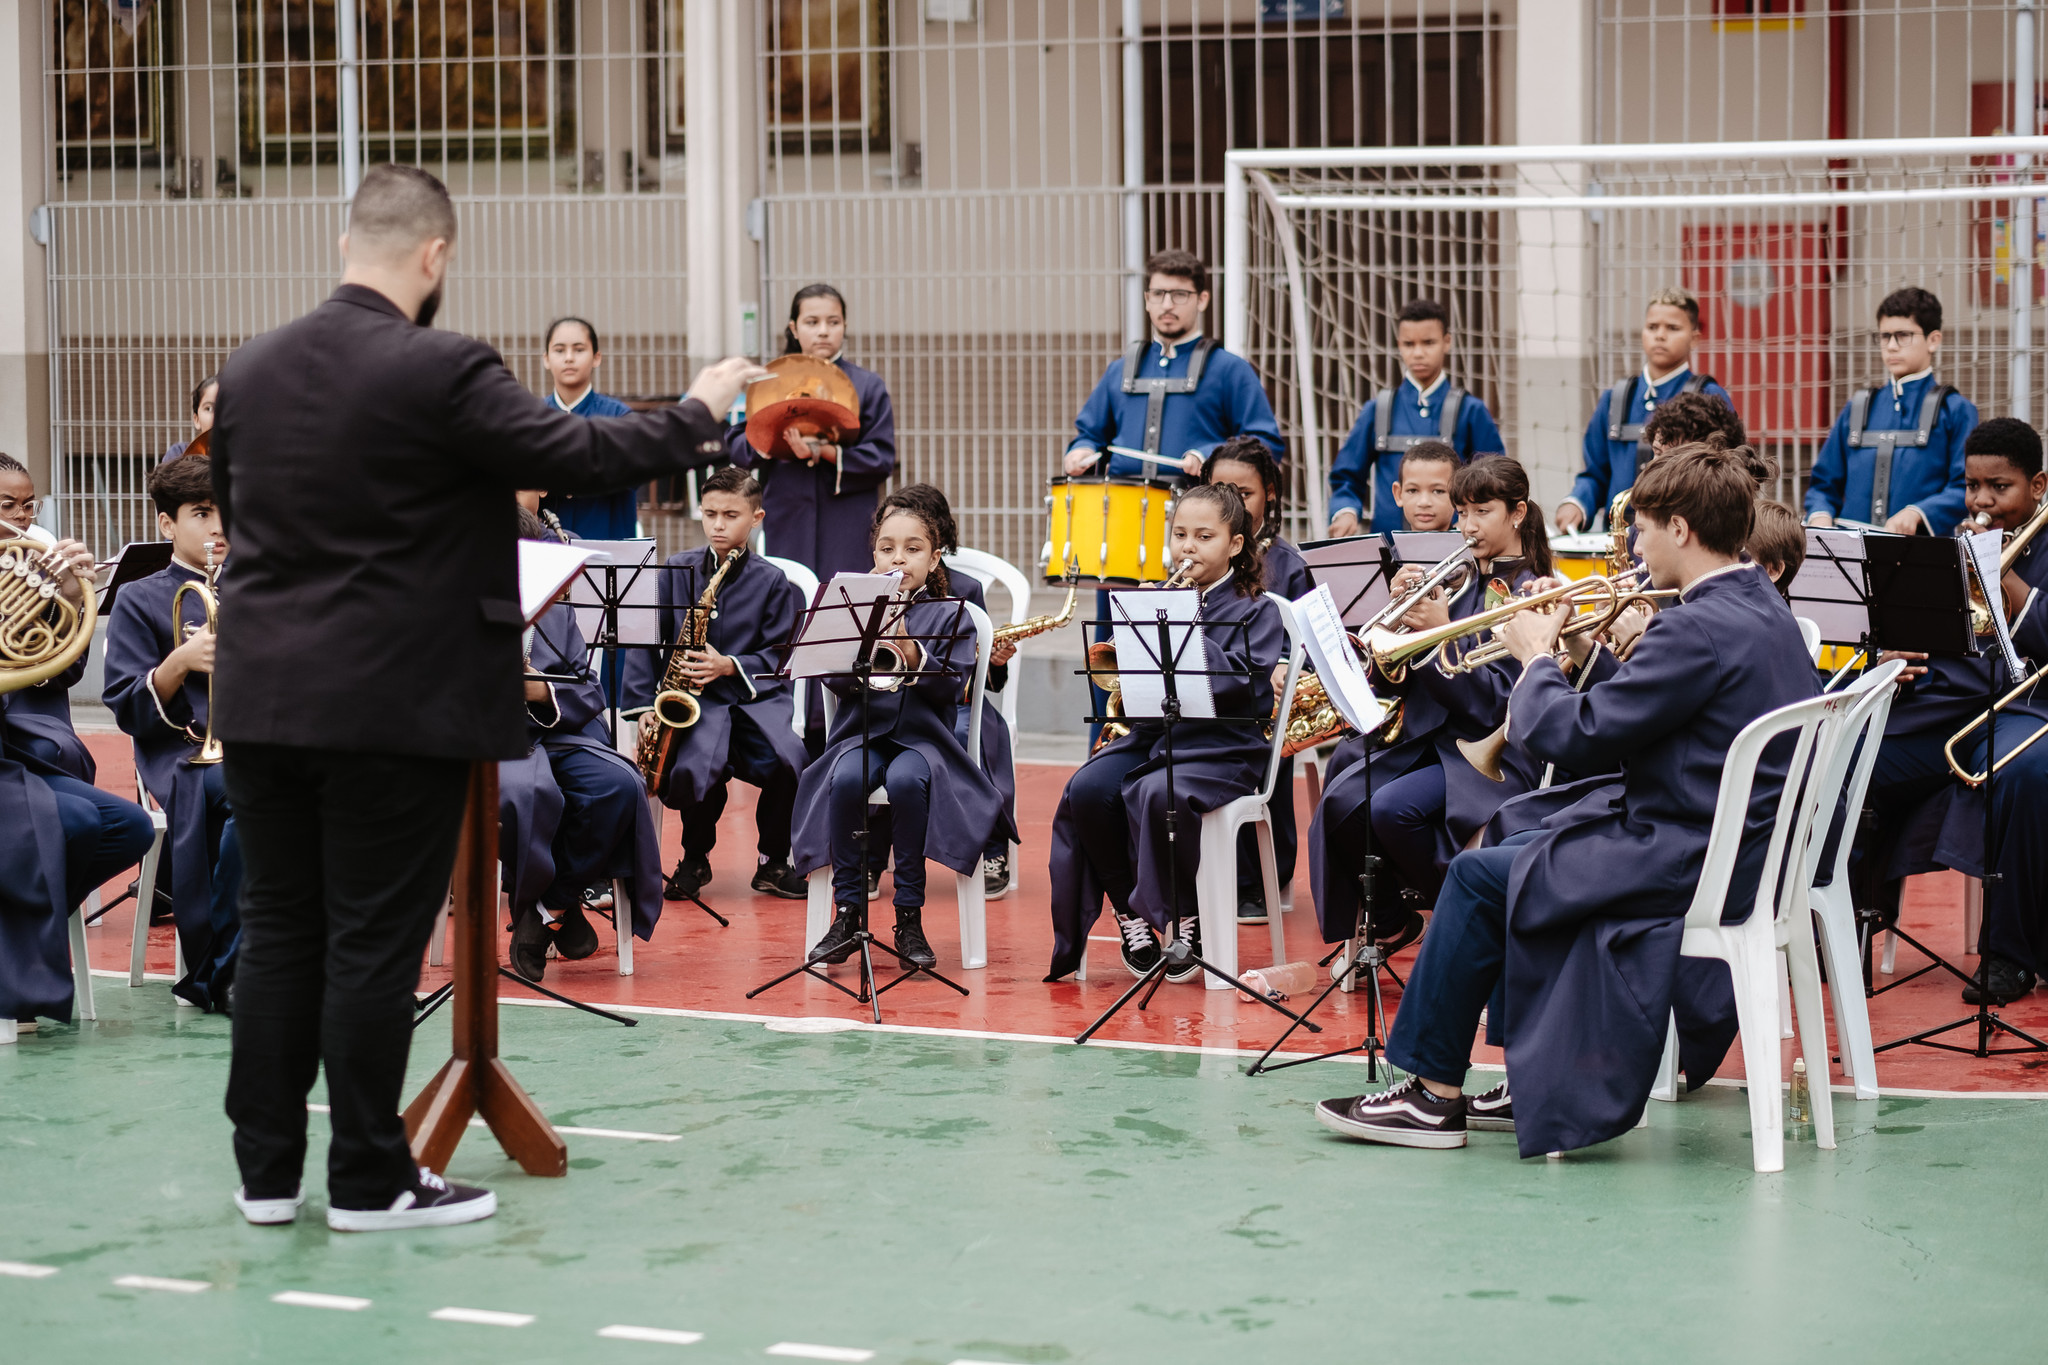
[1224,136,2048,540]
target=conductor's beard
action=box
[414,281,445,328]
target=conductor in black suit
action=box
[210,165,762,1232]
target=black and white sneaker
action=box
[809,907,862,965]
[1164,917,1202,984]
[751,859,808,900]
[1115,911,1161,978]
[326,1167,497,1232]
[580,882,615,912]
[1236,896,1269,926]
[1315,1076,1468,1149]
[982,854,1012,899]
[1467,1080,1515,1132]
[234,1185,304,1226]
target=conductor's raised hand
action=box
[684,356,773,417]
[1500,598,1566,664]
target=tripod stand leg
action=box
[1075,961,1173,1045]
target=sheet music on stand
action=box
[1784,527,1873,647]
[566,537,659,646]
[1107,588,1214,719]
[517,539,601,626]
[1291,584,1387,734]
[782,571,906,681]
[1297,531,1466,629]
[100,540,175,611]
[1963,528,2027,685]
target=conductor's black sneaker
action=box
[1962,953,2037,1005]
[1316,1077,1468,1149]
[1467,1080,1515,1132]
[233,1185,304,1226]
[1115,911,1161,978]
[1164,917,1202,984]
[663,855,711,901]
[751,859,808,900]
[983,853,1012,898]
[326,1167,497,1233]
[894,908,938,969]
[809,907,862,965]
[1236,896,1269,925]
[551,905,601,961]
[509,906,548,982]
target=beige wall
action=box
[0,0,49,489]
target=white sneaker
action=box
[325,1167,497,1232]
[234,1186,305,1225]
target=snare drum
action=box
[1551,532,1614,582]
[1041,475,1178,587]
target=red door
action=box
[1684,223,1833,441]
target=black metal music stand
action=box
[747,585,973,1023]
[1072,598,1322,1045]
[1867,535,2048,1059]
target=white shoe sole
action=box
[235,1189,305,1225]
[326,1190,497,1232]
[1467,1115,1516,1132]
[1315,1104,1467,1148]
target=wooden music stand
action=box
[402,760,568,1177]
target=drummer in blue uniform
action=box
[1557,288,1736,533]
[1804,287,1978,536]
[1326,298,1506,537]
[1064,249,1282,742]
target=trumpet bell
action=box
[652,687,703,731]
[1457,722,1510,782]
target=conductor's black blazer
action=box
[210,284,726,760]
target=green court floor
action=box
[4,986,2044,1364]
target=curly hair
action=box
[871,498,951,599]
[1642,391,1745,453]
[877,482,960,552]
[1202,436,1285,544]
[1173,483,1263,597]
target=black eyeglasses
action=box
[1145,289,1199,305]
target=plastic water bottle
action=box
[1787,1057,1811,1126]
[1237,961,1318,1003]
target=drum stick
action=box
[1105,445,1192,470]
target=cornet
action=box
[171,542,224,765]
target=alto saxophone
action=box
[637,547,742,794]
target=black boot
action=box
[510,905,548,982]
[893,907,937,969]
[552,905,601,960]
[809,906,862,965]
[1962,953,2037,1006]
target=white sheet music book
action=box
[785,571,904,681]
[1108,587,1214,720]
[518,540,601,627]
[565,537,659,645]
[1965,529,2027,684]
[1292,584,1386,735]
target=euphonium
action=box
[0,521,97,697]
[1087,557,1197,748]
[637,547,742,793]
[170,542,223,765]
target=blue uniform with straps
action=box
[1804,373,1976,534]
[1330,375,1506,533]
[1068,335,1283,476]
[1567,368,1734,527]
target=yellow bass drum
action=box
[1040,474,1178,587]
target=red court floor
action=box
[78,733,2048,1095]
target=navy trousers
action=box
[1063,746,1148,922]
[1384,833,1531,1087]
[543,747,642,911]
[671,708,798,861]
[43,773,154,910]
[828,740,931,909]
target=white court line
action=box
[766,1345,874,1362]
[598,1325,705,1344]
[0,1262,58,1279]
[492,997,2048,1101]
[272,1291,371,1311]
[431,1306,534,1327]
[113,1275,210,1293]
[304,1103,680,1142]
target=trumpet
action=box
[0,520,97,696]
[866,589,921,692]
[1365,574,1622,682]
[1439,573,1681,675]
[170,542,224,765]
[1367,534,1478,633]
[1087,558,1197,747]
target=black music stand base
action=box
[411,972,639,1030]
[1073,933,1324,1046]
[1248,908,1406,1077]
[661,888,730,928]
[746,898,968,1026]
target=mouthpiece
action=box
[1971,511,1994,529]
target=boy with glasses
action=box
[1805,287,1978,535]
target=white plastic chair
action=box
[1075,593,1301,989]
[1796,615,1823,663]
[943,548,1030,900]
[765,555,822,740]
[804,601,994,969]
[1647,690,1850,1172]
[128,772,180,989]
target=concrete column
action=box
[682,0,754,365]
[1513,0,1595,513]
[0,1,50,496]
